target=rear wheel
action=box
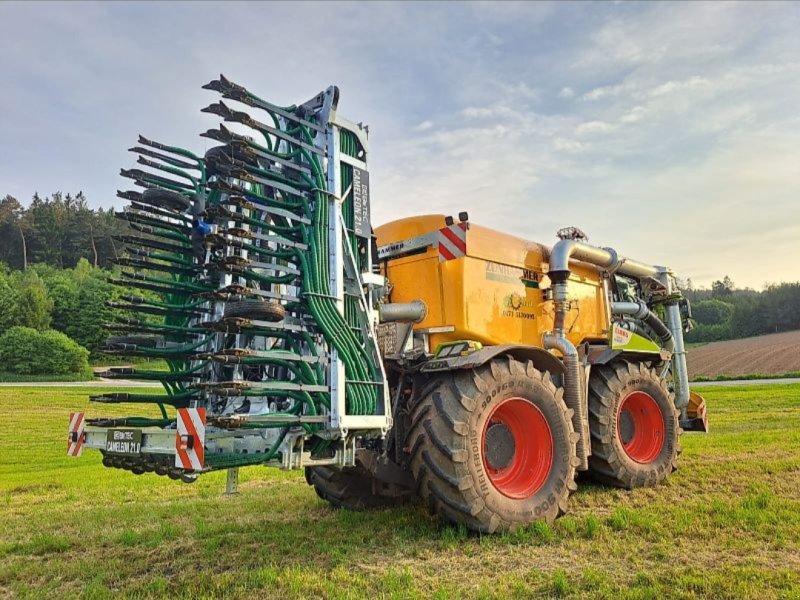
[588,361,680,488]
[407,357,578,533]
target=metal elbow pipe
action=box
[611,301,674,353]
[378,300,427,323]
[543,333,589,470]
[549,239,660,281]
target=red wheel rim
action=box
[481,397,553,499]
[617,391,664,463]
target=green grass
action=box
[89,357,170,370]
[1,384,799,598]
[0,367,95,383]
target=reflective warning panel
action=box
[67,412,85,457]
[175,408,206,470]
[438,222,468,262]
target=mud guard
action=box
[420,343,566,376]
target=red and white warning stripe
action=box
[67,412,85,457]
[175,407,206,470]
[437,222,468,262]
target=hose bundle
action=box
[92,75,383,472]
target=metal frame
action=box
[320,89,391,436]
[73,81,393,484]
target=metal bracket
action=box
[225,468,239,495]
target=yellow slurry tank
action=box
[375,214,610,353]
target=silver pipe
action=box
[665,302,690,410]
[650,273,691,412]
[378,300,427,323]
[543,333,589,470]
[549,239,661,281]
[611,301,650,319]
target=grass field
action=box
[0,369,95,384]
[1,385,799,599]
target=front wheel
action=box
[407,357,579,533]
[588,361,680,488]
[305,466,408,510]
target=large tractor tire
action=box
[407,356,579,533]
[305,466,407,510]
[588,361,680,489]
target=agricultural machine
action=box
[67,76,708,532]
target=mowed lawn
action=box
[1,385,799,599]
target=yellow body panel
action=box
[376,215,610,352]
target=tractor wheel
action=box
[588,361,680,489]
[407,356,579,533]
[223,299,285,322]
[305,466,407,510]
[141,188,191,212]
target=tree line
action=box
[0,192,127,270]
[683,277,800,342]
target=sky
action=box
[1,1,799,288]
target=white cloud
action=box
[575,120,615,135]
[558,87,575,99]
[646,76,709,99]
[553,137,588,153]
[581,83,629,101]
[461,106,496,119]
[619,105,644,123]
[414,120,434,132]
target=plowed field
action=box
[688,330,800,379]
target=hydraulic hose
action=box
[611,301,674,353]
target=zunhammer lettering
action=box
[378,242,405,257]
[486,262,541,288]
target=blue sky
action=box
[1,1,798,287]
